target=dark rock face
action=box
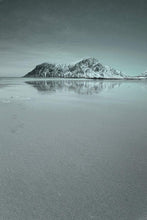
[24,58,126,79]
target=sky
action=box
[0,0,147,76]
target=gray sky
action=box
[0,0,147,76]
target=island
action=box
[24,58,147,80]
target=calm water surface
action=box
[0,78,147,220]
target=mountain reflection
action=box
[25,79,121,95]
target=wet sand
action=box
[0,78,147,220]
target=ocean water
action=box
[0,77,147,220]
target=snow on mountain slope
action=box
[24,58,127,79]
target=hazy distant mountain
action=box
[133,71,147,79]
[140,71,147,77]
[24,58,127,79]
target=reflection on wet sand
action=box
[0,78,147,220]
[25,80,122,95]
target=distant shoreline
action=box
[23,76,147,80]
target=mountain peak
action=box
[76,58,99,67]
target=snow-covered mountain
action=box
[24,58,127,79]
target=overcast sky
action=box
[0,0,147,76]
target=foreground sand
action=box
[0,78,147,220]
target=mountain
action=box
[24,58,127,79]
[140,71,147,77]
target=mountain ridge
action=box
[24,58,146,79]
